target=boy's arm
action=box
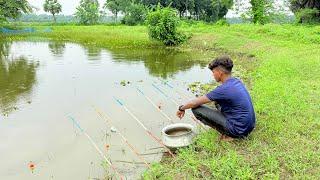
[178,96,211,111]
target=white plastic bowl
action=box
[162,123,196,149]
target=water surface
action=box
[0,41,212,179]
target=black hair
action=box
[208,55,233,73]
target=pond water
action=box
[0,41,213,179]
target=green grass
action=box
[2,25,162,49]
[2,23,320,179]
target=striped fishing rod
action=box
[151,83,207,131]
[113,97,176,158]
[155,80,206,127]
[67,116,124,180]
[157,78,195,100]
[92,105,151,169]
[136,87,174,124]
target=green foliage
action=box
[249,0,274,24]
[290,0,320,23]
[0,0,32,22]
[235,0,293,24]
[215,18,230,26]
[43,0,62,23]
[172,0,195,17]
[146,6,187,46]
[75,0,100,25]
[139,0,233,22]
[122,3,148,26]
[192,0,233,22]
[103,0,129,21]
[295,8,320,23]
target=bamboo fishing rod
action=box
[136,87,174,124]
[113,97,176,158]
[151,83,207,131]
[67,116,124,180]
[92,105,152,169]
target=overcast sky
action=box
[27,0,290,17]
[28,0,106,15]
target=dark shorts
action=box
[192,105,236,138]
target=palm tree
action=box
[43,0,62,23]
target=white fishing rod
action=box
[92,105,151,169]
[151,83,207,131]
[113,97,176,158]
[67,116,125,180]
[136,87,174,124]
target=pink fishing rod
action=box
[93,105,151,169]
[151,83,207,131]
[67,116,124,180]
[113,97,176,158]
[136,87,174,124]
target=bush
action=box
[122,3,147,26]
[146,6,187,46]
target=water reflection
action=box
[0,41,38,115]
[111,48,206,78]
[0,41,10,58]
[83,45,102,61]
[48,41,66,57]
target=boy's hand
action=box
[176,110,185,119]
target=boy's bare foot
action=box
[219,134,234,142]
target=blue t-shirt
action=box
[206,77,255,137]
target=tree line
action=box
[0,0,319,24]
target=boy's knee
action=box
[191,107,197,114]
[191,106,201,117]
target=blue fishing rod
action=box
[136,87,174,123]
[151,83,207,131]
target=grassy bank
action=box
[144,24,320,179]
[3,23,320,179]
[2,25,162,49]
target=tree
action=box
[75,0,100,25]
[192,0,232,22]
[103,0,129,21]
[122,3,148,25]
[290,0,320,23]
[249,0,274,24]
[213,0,234,18]
[172,0,195,17]
[139,0,172,10]
[0,0,32,22]
[43,0,62,23]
